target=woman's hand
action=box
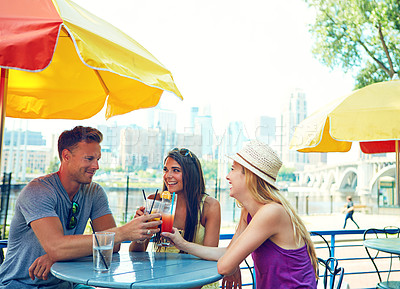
[135,206,146,218]
[161,227,186,250]
[221,266,242,289]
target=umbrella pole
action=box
[0,68,8,168]
[397,140,400,206]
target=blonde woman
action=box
[163,140,318,289]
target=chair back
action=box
[318,257,344,289]
[310,232,332,260]
[0,239,7,264]
[310,232,345,289]
[363,227,400,285]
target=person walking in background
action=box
[130,147,221,289]
[343,196,360,229]
[0,126,161,289]
[163,140,318,289]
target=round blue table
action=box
[363,238,400,255]
[51,251,223,288]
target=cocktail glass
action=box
[159,197,177,247]
[145,199,164,232]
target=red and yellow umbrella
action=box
[0,0,182,121]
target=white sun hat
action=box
[228,140,283,189]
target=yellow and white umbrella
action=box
[290,79,400,203]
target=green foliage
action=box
[277,166,296,182]
[46,157,60,174]
[305,0,400,87]
[137,170,159,179]
[200,159,218,181]
[355,61,389,89]
[97,166,124,174]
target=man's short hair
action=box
[58,126,103,161]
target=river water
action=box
[3,187,350,230]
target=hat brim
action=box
[228,154,279,190]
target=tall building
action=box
[187,106,214,159]
[255,116,276,145]
[190,107,199,133]
[4,129,46,146]
[216,121,248,188]
[97,124,122,168]
[147,108,178,159]
[120,126,162,171]
[276,88,308,169]
[1,129,51,181]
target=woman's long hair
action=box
[243,167,318,278]
[162,149,206,243]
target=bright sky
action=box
[9,0,356,141]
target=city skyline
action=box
[4,0,358,143]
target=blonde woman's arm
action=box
[217,203,283,276]
[163,207,248,261]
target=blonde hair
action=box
[243,166,318,278]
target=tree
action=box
[277,166,296,182]
[200,160,218,182]
[46,157,60,174]
[305,0,400,88]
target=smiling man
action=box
[0,126,161,289]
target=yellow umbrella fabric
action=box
[290,79,400,152]
[4,0,182,120]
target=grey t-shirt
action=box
[0,173,112,288]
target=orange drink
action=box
[161,213,174,233]
[145,199,163,230]
[159,193,177,246]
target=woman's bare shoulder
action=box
[256,202,286,221]
[202,195,221,216]
[204,195,220,207]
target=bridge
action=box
[295,156,398,206]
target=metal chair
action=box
[310,232,345,289]
[317,257,345,289]
[310,232,332,261]
[363,227,400,289]
[244,258,256,289]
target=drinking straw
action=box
[90,221,108,270]
[149,189,159,213]
[142,189,147,201]
[170,192,176,214]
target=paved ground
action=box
[301,212,400,232]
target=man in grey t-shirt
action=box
[0,126,161,289]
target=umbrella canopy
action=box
[290,79,400,153]
[290,79,400,204]
[0,0,182,120]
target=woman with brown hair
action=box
[130,148,221,289]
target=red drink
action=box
[161,214,174,233]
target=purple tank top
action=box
[247,214,317,289]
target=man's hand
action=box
[29,254,54,281]
[123,213,162,242]
[221,266,242,289]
